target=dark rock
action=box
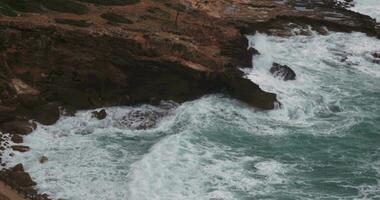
[11,145,30,152]
[0,119,35,135]
[92,109,107,120]
[31,103,60,125]
[373,52,380,59]
[39,156,48,164]
[248,47,261,56]
[0,106,15,123]
[11,134,23,143]
[60,106,77,116]
[222,72,278,110]
[270,63,296,81]
[18,94,44,108]
[118,110,164,130]
[12,163,24,172]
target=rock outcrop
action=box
[0,0,379,198]
[0,0,378,125]
[270,63,296,81]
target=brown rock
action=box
[0,120,35,135]
[31,103,60,125]
[18,94,45,108]
[12,163,24,172]
[92,109,107,120]
[11,134,23,143]
[11,145,30,152]
[12,171,36,187]
[223,73,278,110]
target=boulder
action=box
[11,145,30,152]
[11,134,23,143]
[92,109,107,120]
[31,103,60,125]
[270,63,296,81]
[0,119,35,135]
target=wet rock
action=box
[270,63,296,81]
[12,163,24,172]
[223,73,278,110]
[373,52,380,58]
[39,156,48,164]
[11,145,30,152]
[119,110,164,130]
[92,109,107,120]
[372,52,380,64]
[11,134,23,143]
[8,164,36,187]
[248,47,261,56]
[60,106,77,117]
[0,119,35,135]
[31,103,60,125]
[0,106,15,123]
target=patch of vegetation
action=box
[0,0,89,15]
[77,0,140,6]
[101,12,133,24]
[55,18,92,27]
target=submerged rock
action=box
[270,63,296,81]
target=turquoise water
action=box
[6,3,380,200]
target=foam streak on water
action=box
[7,3,380,200]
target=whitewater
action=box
[4,1,380,200]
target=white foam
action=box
[246,31,380,135]
[351,0,380,22]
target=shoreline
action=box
[0,0,379,199]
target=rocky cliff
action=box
[0,0,379,198]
